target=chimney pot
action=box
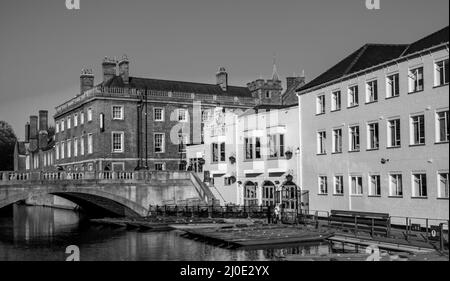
[102,57,117,83]
[118,55,130,84]
[216,67,228,92]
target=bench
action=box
[328,210,391,237]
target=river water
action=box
[0,205,336,261]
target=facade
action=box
[53,55,304,173]
[53,57,261,172]
[14,110,55,172]
[187,103,305,210]
[296,26,449,222]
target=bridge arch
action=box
[0,187,147,217]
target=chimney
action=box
[118,55,130,84]
[286,75,306,91]
[80,68,94,94]
[216,67,228,91]
[29,116,38,140]
[25,122,30,142]
[102,57,117,83]
[38,110,49,149]
[39,110,48,132]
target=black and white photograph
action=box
[0,0,448,270]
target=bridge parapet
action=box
[0,170,195,185]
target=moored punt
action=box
[181,225,334,249]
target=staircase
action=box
[188,172,218,205]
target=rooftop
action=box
[298,26,449,94]
[102,75,252,98]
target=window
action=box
[348,85,359,107]
[112,132,124,153]
[56,122,59,133]
[367,122,379,150]
[387,119,401,148]
[434,59,449,86]
[220,142,226,162]
[61,119,65,131]
[67,139,72,158]
[317,94,325,114]
[436,111,449,143]
[74,138,78,157]
[112,106,124,120]
[67,117,71,129]
[408,67,424,93]
[411,115,425,145]
[178,134,188,153]
[80,135,85,156]
[349,126,360,151]
[201,110,209,123]
[178,162,187,171]
[255,137,261,159]
[317,131,327,154]
[332,129,342,153]
[389,174,403,196]
[334,176,344,195]
[80,112,85,125]
[61,141,65,159]
[245,138,253,160]
[369,175,381,196]
[87,134,93,154]
[155,163,165,171]
[74,114,78,127]
[212,143,219,163]
[154,108,164,121]
[350,176,363,195]
[154,133,165,153]
[178,109,188,122]
[87,108,93,122]
[366,80,378,103]
[318,176,328,195]
[268,134,285,158]
[265,91,271,99]
[438,172,449,199]
[331,90,341,111]
[412,173,427,197]
[55,143,60,160]
[386,73,400,98]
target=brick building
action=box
[53,56,303,172]
[14,110,55,172]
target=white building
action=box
[296,26,449,223]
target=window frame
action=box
[154,133,165,153]
[111,131,125,153]
[408,66,424,93]
[436,110,449,143]
[386,73,400,98]
[410,114,425,145]
[366,79,378,103]
[112,105,124,120]
[387,118,401,148]
[434,58,449,87]
[367,122,380,150]
[350,175,363,196]
[154,107,164,122]
[318,176,328,195]
[438,172,449,199]
[331,90,342,112]
[348,85,359,108]
[412,173,427,198]
[334,175,344,195]
[349,125,360,152]
[316,94,326,115]
[368,174,381,197]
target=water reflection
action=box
[0,205,334,261]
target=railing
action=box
[0,170,194,185]
[147,204,272,219]
[55,86,257,115]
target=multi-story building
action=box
[53,57,269,172]
[14,110,55,172]
[296,26,449,222]
[187,103,304,209]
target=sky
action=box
[0,0,448,139]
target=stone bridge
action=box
[0,171,216,217]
